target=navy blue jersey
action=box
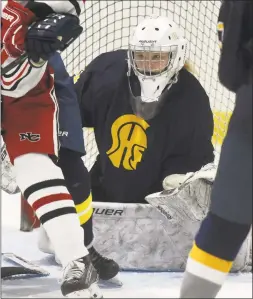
[49,53,85,155]
[217,0,253,92]
[75,50,214,203]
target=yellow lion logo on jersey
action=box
[107,115,150,170]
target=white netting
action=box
[62,1,236,170]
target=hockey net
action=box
[62,0,235,171]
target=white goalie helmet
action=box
[127,15,188,120]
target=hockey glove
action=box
[145,163,217,222]
[162,163,217,191]
[1,0,36,58]
[25,13,83,64]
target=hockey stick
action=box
[1,24,45,75]
[1,54,47,76]
[2,253,49,279]
[1,53,28,76]
[1,36,65,75]
[1,34,62,75]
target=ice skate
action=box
[88,246,122,287]
[61,255,103,298]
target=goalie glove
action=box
[1,144,20,195]
[162,174,188,190]
[25,13,83,65]
[162,163,217,191]
[145,163,217,223]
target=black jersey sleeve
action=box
[74,53,112,127]
[161,74,214,179]
[74,50,128,128]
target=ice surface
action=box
[1,192,252,298]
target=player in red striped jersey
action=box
[1,1,102,297]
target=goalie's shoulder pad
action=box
[28,13,83,51]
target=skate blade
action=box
[98,275,123,288]
[64,282,103,298]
